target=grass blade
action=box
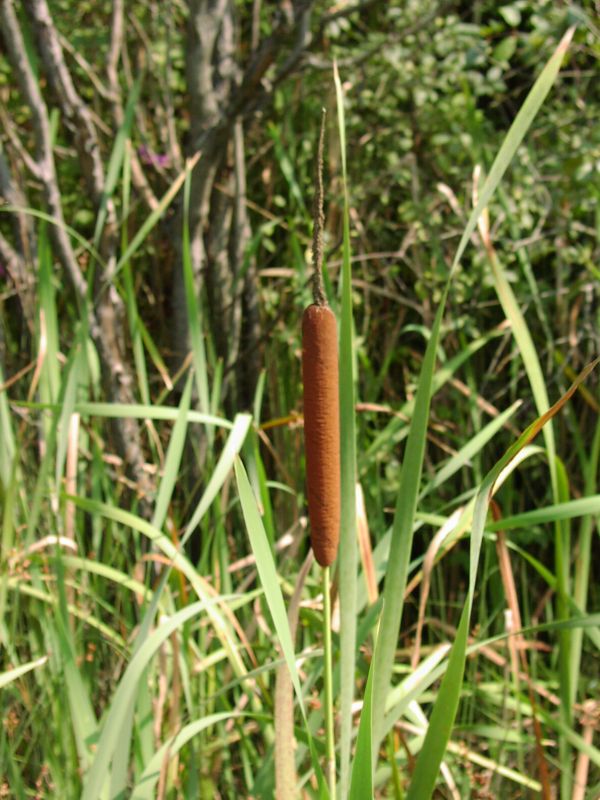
[234,456,328,797]
[349,662,373,799]
[407,358,597,799]
[234,456,306,714]
[486,496,600,530]
[81,600,213,800]
[0,360,16,490]
[112,152,201,283]
[121,139,151,405]
[109,374,193,798]
[93,78,142,251]
[131,712,239,799]
[152,373,193,530]
[15,400,232,428]
[333,62,359,799]
[182,168,210,418]
[570,414,600,702]
[0,655,48,690]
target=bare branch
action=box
[270,2,313,88]
[23,0,106,205]
[0,0,88,300]
[58,31,113,100]
[162,9,184,171]
[221,2,315,126]
[0,231,35,323]
[107,0,124,98]
[0,106,40,179]
[187,0,231,135]
[251,0,262,53]
[0,147,36,323]
[233,119,261,403]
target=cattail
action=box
[302,108,340,568]
[302,303,340,566]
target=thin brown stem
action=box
[311,108,327,306]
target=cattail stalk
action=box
[302,108,339,798]
[323,565,336,797]
[302,108,341,569]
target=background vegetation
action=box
[0,1,599,797]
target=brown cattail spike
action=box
[302,303,340,567]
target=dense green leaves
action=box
[1,3,598,797]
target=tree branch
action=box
[0,106,41,179]
[23,0,108,208]
[0,230,34,318]
[0,148,36,324]
[0,0,88,301]
[58,31,113,100]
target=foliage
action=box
[0,1,599,798]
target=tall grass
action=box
[1,22,599,800]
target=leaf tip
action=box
[558,25,576,54]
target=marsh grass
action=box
[1,22,599,800]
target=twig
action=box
[0,108,41,178]
[106,0,124,99]
[58,31,113,100]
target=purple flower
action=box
[138,145,171,169]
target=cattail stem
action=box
[311,108,327,307]
[323,565,336,799]
[303,108,339,793]
[302,104,340,570]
